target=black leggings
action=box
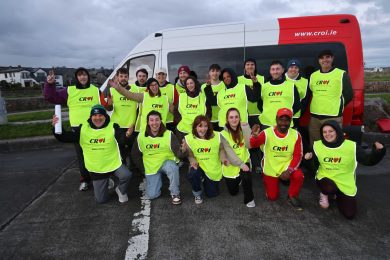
[316,178,357,219]
[224,165,254,204]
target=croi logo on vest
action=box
[316,80,330,85]
[197,147,211,153]
[323,157,342,163]
[232,143,245,149]
[89,138,105,143]
[186,104,198,109]
[268,91,283,96]
[119,97,132,101]
[223,94,236,99]
[152,104,163,109]
[272,145,288,151]
[146,144,160,149]
[79,97,94,101]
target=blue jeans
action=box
[187,167,219,198]
[145,160,180,199]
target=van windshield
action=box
[167,42,347,83]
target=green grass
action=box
[365,72,390,82]
[365,93,390,104]
[0,121,71,140]
[7,109,68,122]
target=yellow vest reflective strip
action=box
[262,127,298,177]
[309,68,345,116]
[201,82,225,122]
[79,121,122,173]
[286,76,308,118]
[220,130,250,178]
[67,85,101,127]
[138,130,176,175]
[237,75,265,116]
[160,83,175,123]
[259,80,295,127]
[313,140,357,196]
[175,83,186,94]
[110,86,138,128]
[217,84,248,127]
[177,93,206,134]
[135,94,169,133]
[185,132,222,181]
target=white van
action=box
[101,14,364,138]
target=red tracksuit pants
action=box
[262,169,304,200]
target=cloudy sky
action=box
[0,0,389,68]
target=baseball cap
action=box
[287,59,301,69]
[318,49,333,58]
[276,108,293,119]
[155,67,167,74]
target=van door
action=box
[122,51,160,84]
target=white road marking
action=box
[125,179,151,260]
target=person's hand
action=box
[190,161,199,169]
[52,115,59,127]
[126,126,134,138]
[279,170,291,181]
[241,164,250,172]
[47,69,56,84]
[108,77,119,89]
[223,159,230,166]
[374,141,384,150]
[251,124,261,137]
[304,152,313,160]
[250,72,258,83]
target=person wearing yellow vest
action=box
[308,49,353,146]
[44,67,108,191]
[52,105,132,204]
[109,78,172,134]
[257,60,301,130]
[238,58,265,126]
[220,108,255,207]
[174,76,207,142]
[130,68,148,93]
[155,67,177,132]
[204,68,260,128]
[106,68,138,165]
[182,115,229,204]
[201,64,225,131]
[131,110,186,205]
[304,120,386,219]
[250,108,304,210]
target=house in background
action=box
[0,67,38,87]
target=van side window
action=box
[167,48,244,83]
[246,43,347,79]
[127,55,155,83]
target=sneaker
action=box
[79,181,89,191]
[246,200,256,208]
[115,187,128,203]
[319,192,329,209]
[194,196,203,204]
[108,178,115,190]
[171,195,182,205]
[287,196,303,210]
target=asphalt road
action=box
[0,147,389,259]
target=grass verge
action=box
[0,121,71,140]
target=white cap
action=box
[155,67,167,74]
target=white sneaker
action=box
[115,187,128,203]
[194,196,203,204]
[319,192,329,209]
[79,181,89,191]
[171,195,182,205]
[246,200,256,208]
[108,178,115,190]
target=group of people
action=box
[44,49,386,219]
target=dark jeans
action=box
[73,142,90,183]
[117,128,137,165]
[224,166,254,204]
[316,178,357,219]
[187,167,219,198]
